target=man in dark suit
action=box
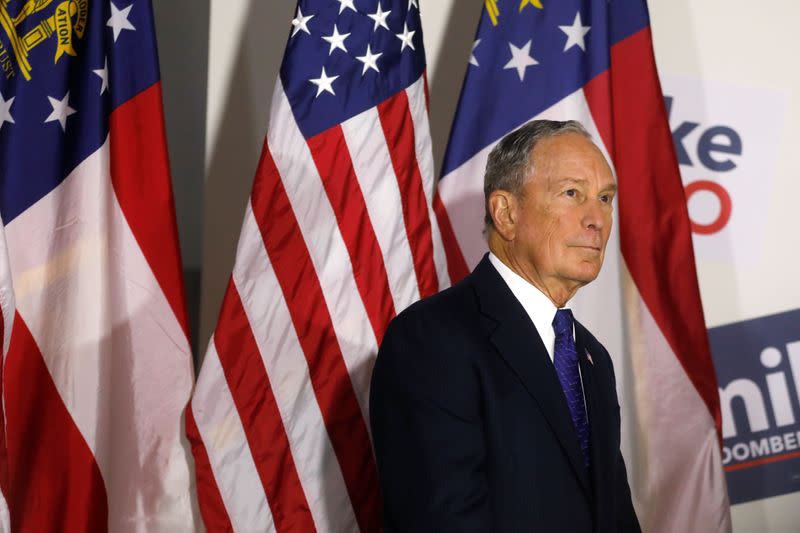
[370,120,641,532]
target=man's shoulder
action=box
[381,273,483,352]
[374,273,488,398]
[394,272,479,324]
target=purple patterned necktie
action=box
[552,309,590,468]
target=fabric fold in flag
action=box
[436,1,731,531]
[0,0,197,530]
[187,1,455,530]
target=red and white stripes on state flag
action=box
[188,74,454,532]
[0,214,14,533]
[0,82,198,532]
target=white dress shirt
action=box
[488,253,588,415]
[488,252,566,361]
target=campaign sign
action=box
[709,308,800,504]
[661,76,786,264]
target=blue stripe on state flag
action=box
[0,0,161,224]
[441,0,649,177]
[280,0,426,140]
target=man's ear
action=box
[488,190,517,241]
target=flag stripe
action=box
[405,78,451,291]
[377,89,440,298]
[341,108,421,314]
[0,227,11,526]
[233,204,358,532]
[433,194,470,284]
[4,314,108,532]
[5,138,195,531]
[582,71,614,159]
[604,27,720,425]
[422,71,431,113]
[213,281,313,532]
[437,138,494,269]
[0,224,12,358]
[619,265,728,532]
[185,409,235,533]
[307,126,396,343]
[191,339,274,532]
[250,143,381,533]
[0,344,6,508]
[109,82,190,339]
[268,83,377,417]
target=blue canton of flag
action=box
[280,0,426,138]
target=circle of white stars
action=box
[3,2,140,135]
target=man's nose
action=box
[582,200,606,231]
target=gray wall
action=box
[152,1,210,353]
[198,0,296,355]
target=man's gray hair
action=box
[483,119,590,230]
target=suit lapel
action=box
[471,256,591,496]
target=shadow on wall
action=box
[199,0,297,355]
[427,3,482,179]
[153,0,210,354]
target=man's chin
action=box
[568,263,603,284]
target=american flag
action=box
[186,0,453,530]
[0,0,197,530]
[437,0,731,530]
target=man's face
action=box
[510,133,616,291]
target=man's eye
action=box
[565,189,577,197]
[600,194,610,203]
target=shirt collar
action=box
[488,252,564,348]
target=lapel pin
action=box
[585,350,594,365]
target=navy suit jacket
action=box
[370,255,641,532]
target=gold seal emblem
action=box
[0,0,89,81]
[485,0,544,27]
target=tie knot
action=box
[552,308,574,337]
